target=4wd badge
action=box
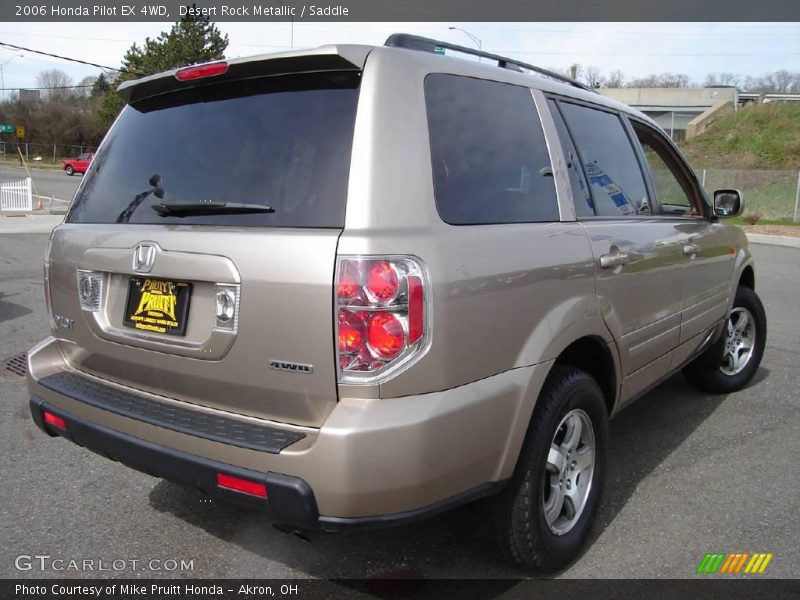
[269,360,313,374]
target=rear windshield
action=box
[68,72,360,227]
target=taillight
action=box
[214,284,240,332]
[366,261,399,302]
[335,256,429,383]
[367,313,404,359]
[76,270,104,311]
[175,61,228,81]
[338,309,365,353]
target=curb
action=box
[0,214,64,234]
[746,233,800,249]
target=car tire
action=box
[683,285,766,394]
[65,165,74,176]
[487,365,608,572]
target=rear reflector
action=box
[175,62,228,81]
[216,473,267,498]
[43,411,67,431]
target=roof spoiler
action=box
[117,45,371,104]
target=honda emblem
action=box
[133,243,157,273]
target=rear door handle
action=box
[683,243,700,256]
[599,252,630,269]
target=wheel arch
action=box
[553,336,618,416]
[739,264,755,290]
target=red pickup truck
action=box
[62,152,94,176]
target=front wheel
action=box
[487,366,608,572]
[683,285,767,394]
[65,165,74,176]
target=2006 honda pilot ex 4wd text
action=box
[27,34,767,572]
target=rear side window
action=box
[557,102,650,217]
[424,74,558,225]
[68,72,360,227]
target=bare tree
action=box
[35,69,75,100]
[772,70,798,93]
[658,73,692,88]
[704,72,740,87]
[629,72,692,88]
[76,76,97,98]
[743,70,800,93]
[606,69,626,88]
[583,66,604,88]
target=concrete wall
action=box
[685,100,736,140]
[599,87,738,110]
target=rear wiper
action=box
[151,201,275,217]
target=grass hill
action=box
[680,103,800,170]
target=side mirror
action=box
[713,189,743,218]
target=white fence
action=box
[0,177,33,212]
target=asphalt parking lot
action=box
[0,232,797,580]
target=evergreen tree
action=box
[100,9,228,126]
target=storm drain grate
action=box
[3,352,27,378]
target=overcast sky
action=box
[0,21,798,90]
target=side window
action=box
[547,99,593,218]
[424,74,559,225]
[631,122,700,217]
[559,102,650,217]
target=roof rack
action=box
[384,33,597,94]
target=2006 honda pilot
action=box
[28,34,767,572]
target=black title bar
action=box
[3,0,800,22]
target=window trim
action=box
[547,95,656,222]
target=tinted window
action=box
[68,73,360,227]
[425,74,558,225]
[547,99,593,218]
[559,102,649,217]
[632,123,700,216]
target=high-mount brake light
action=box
[335,256,429,384]
[175,62,229,81]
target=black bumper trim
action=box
[30,396,320,529]
[30,396,507,532]
[317,480,506,531]
[38,371,305,454]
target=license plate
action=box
[123,277,192,336]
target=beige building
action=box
[599,87,738,140]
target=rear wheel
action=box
[487,366,608,572]
[65,165,74,176]
[683,285,766,394]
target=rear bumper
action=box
[28,337,553,529]
[30,396,320,529]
